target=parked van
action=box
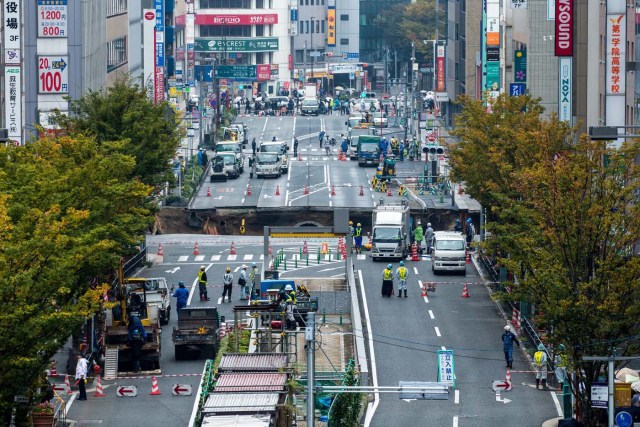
[431,232,467,275]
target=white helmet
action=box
[427,223,431,227]
[504,325,511,331]
[284,284,294,291]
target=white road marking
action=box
[217,297,222,305]
[413,267,419,274]
[227,254,237,261]
[454,389,460,404]
[441,346,447,350]
[453,416,459,427]
[331,273,346,277]
[178,255,188,262]
[285,189,290,206]
[194,255,204,262]
[260,254,264,260]
[210,255,221,261]
[243,254,253,260]
[551,389,563,416]
[188,263,212,305]
[358,270,379,427]
[234,266,240,272]
[434,326,441,337]
[428,310,435,319]
[318,266,344,272]
[357,254,366,260]
[424,295,429,303]
[260,117,269,142]
[329,201,333,207]
[241,197,245,204]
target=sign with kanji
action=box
[195,38,279,53]
[511,0,527,8]
[38,0,67,37]
[437,350,455,386]
[514,50,527,82]
[606,14,625,95]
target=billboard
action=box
[154,0,165,103]
[38,56,68,94]
[195,14,278,25]
[327,8,336,47]
[436,45,446,92]
[257,64,271,81]
[606,14,625,95]
[37,0,67,37]
[558,57,572,122]
[143,9,155,101]
[5,67,22,145]
[195,38,279,52]
[555,0,573,56]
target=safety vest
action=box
[397,267,408,280]
[249,268,257,281]
[534,351,546,365]
[383,269,393,280]
[198,270,206,284]
[355,226,362,237]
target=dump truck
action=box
[370,200,411,260]
[357,135,381,166]
[172,307,220,360]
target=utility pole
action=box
[306,312,316,425]
[304,40,307,87]
[311,17,315,84]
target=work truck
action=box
[357,135,381,166]
[257,279,318,327]
[172,307,220,360]
[370,200,412,260]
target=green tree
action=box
[450,95,640,425]
[56,75,182,189]
[0,136,153,423]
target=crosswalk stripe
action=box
[178,255,188,262]
[211,255,221,261]
[243,254,253,261]
[228,254,237,261]
[260,254,264,260]
[324,254,330,261]
[194,255,204,262]
[357,254,366,260]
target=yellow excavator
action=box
[103,261,162,377]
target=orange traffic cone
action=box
[65,374,72,395]
[304,185,309,195]
[206,187,212,197]
[275,185,281,196]
[466,252,471,264]
[157,243,164,256]
[461,283,470,298]
[193,242,200,255]
[230,241,237,255]
[94,376,106,397]
[49,361,59,378]
[246,184,252,196]
[359,185,364,196]
[506,370,511,382]
[331,185,336,196]
[149,376,161,395]
[302,241,309,254]
[298,152,302,161]
[420,282,428,297]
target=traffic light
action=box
[423,145,444,155]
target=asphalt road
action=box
[190,114,409,210]
[355,253,561,426]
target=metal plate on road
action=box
[492,380,512,392]
[116,385,138,397]
[398,381,449,400]
[172,384,193,396]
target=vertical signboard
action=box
[437,350,456,387]
[4,0,22,144]
[436,44,446,92]
[143,9,156,101]
[154,0,165,103]
[486,0,500,46]
[37,0,67,37]
[327,7,336,47]
[558,57,572,122]
[186,14,195,88]
[290,2,298,36]
[605,0,626,146]
[514,50,527,82]
[555,0,573,56]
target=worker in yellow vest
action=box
[395,261,408,298]
[381,264,394,297]
[534,343,548,390]
[354,223,363,254]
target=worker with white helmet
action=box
[501,325,520,369]
[249,263,259,298]
[424,222,434,254]
[222,267,233,303]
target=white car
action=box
[259,141,289,172]
[371,112,388,128]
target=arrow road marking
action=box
[165,267,181,274]
[495,392,511,404]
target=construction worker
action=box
[554,344,568,387]
[465,218,476,250]
[128,329,145,372]
[284,284,296,304]
[284,294,297,330]
[395,261,408,298]
[222,267,233,303]
[424,223,434,254]
[381,264,394,297]
[198,266,210,301]
[172,281,189,311]
[249,263,259,298]
[390,136,399,155]
[238,265,249,300]
[501,325,520,368]
[413,220,424,254]
[348,220,355,250]
[534,343,548,390]
[354,223,363,254]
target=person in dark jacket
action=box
[172,281,189,311]
[502,325,520,368]
[128,329,145,372]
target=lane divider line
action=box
[359,270,380,427]
[428,310,435,320]
[434,326,441,337]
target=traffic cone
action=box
[157,243,164,256]
[275,185,281,196]
[304,185,309,195]
[458,185,464,195]
[461,283,470,298]
[193,242,200,255]
[387,186,393,197]
[359,185,364,196]
[149,376,161,395]
[94,375,106,397]
[411,242,420,261]
[420,282,428,297]
[466,252,471,264]
[206,187,211,197]
[246,184,252,196]
[230,241,237,255]
[298,152,302,161]
[302,241,309,254]
[65,374,72,395]
[331,185,336,196]
[506,370,511,382]
[49,361,58,378]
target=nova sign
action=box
[555,0,573,56]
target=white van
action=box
[431,231,467,275]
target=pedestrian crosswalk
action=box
[166,250,354,264]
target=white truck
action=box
[370,201,411,261]
[304,84,317,99]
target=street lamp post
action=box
[310,17,315,83]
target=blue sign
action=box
[349,72,355,80]
[346,52,359,59]
[509,83,526,97]
[616,411,632,427]
[290,8,298,21]
[195,65,213,82]
[154,0,164,67]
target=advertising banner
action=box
[257,65,271,81]
[485,62,500,91]
[486,0,500,46]
[195,38,279,52]
[143,9,155,101]
[555,0,573,56]
[195,14,278,25]
[436,45,446,92]
[38,56,68,94]
[4,0,21,65]
[606,14,625,95]
[5,66,22,145]
[37,0,67,37]
[558,57,572,122]
[514,50,527,82]
[327,7,336,47]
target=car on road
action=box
[431,231,467,275]
[252,152,282,178]
[301,98,319,116]
[217,152,242,179]
[371,112,388,128]
[268,96,290,110]
[259,141,289,172]
[215,141,245,173]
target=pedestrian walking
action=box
[238,265,249,300]
[354,223,363,254]
[172,281,189,311]
[222,267,233,303]
[424,223,434,254]
[501,325,520,369]
[534,343,548,390]
[340,134,348,156]
[293,137,299,158]
[251,138,257,156]
[198,265,210,301]
[249,263,258,297]
[381,264,394,297]
[395,261,408,298]
[465,218,476,250]
[413,221,424,253]
[319,130,325,148]
[75,354,88,400]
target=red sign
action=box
[195,14,278,26]
[144,11,155,20]
[256,64,271,81]
[154,67,165,104]
[427,133,436,142]
[436,45,446,92]
[288,54,293,71]
[555,0,573,56]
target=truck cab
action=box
[431,232,467,275]
[357,135,381,166]
[370,201,411,260]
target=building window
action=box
[107,0,127,17]
[107,36,127,72]
[316,20,320,33]
[256,0,263,7]
[299,21,304,34]
[200,0,250,7]
[200,26,252,37]
[256,52,264,64]
[256,25,264,36]
[340,14,349,21]
[340,38,349,45]
[321,20,325,33]
[305,20,309,33]
[295,49,305,63]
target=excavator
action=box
[103,261,162,378]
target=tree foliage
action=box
[55,75,182,189]
[0,136,153,421]
[450,94,640,425]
